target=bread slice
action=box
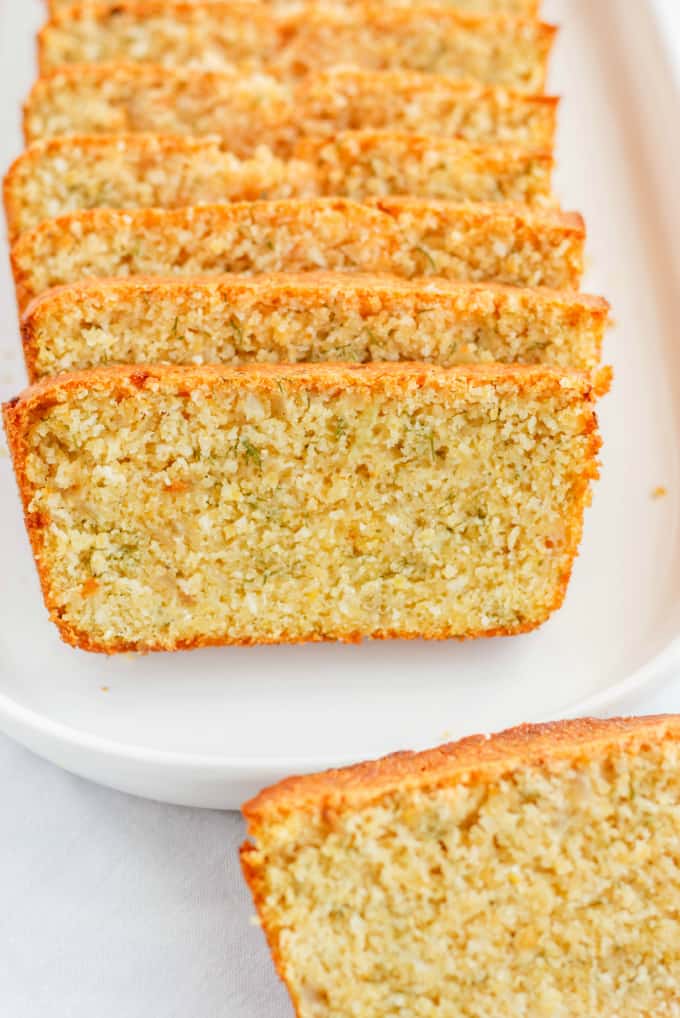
[240,715,680,1018]
[47,0,542,14]
[373,198,585,290]
[3,132,553,241]
[39,3,556,93]
[24,65,295,157]
[24,65,558,157]
[20,273,609,381]
[10,200,400,311]
[10,200,586,310]
[294,132,553,205]
[3,134,315,242]
[3,362,600,653]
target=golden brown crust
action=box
[10,196,395,309]
[4,362,600,654]
[369,195,585,235]
[241,714,680,826]
[24,63,559,148]
[4,132,295,243]
[20,271,610,382]
[43,2,556,35]
[240,712,680,1016]
[47,0,549,19]
[38,4,557,93]
[4,130,553,245]
[22,271,611,319]
[47,0,542,14]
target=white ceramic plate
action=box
[2,0,680,808]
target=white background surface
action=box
[3,0,680,1014]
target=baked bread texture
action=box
[24,65,558,157]
[47,0,542,13]
[3,132,553,241]
[10,199,585,310]
[241,714,680,1018]
[295,132,553,204]
[3,362,600,653]
[39,4,556,93]
[3,135,315,242]
[374,198,585,289]
[20,273,609,380]
[9,200,398,310]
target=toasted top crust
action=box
[45,1,554,32]
[8,129,552,176]
[22,271,610,324]
[47,0,542,12]
[242,715,680,827]
[10,196,396,259]
[39,4,557,91]
[5,130,272,188]
[23,63,559,151]
[12,197,584,263]
[5,130,279,182]
[3,360,597,433]
[369,196,584,234]
[26,63,558,106]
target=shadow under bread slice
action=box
[10,199,586,311]
[3,362,600,653]
[21,273,610,382]
[24,65,558,157]
[39,3,555,94]
[240,715,680,1018]
[3,132,553,242]
[46,0,542,16]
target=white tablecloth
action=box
[3,681,680,1017]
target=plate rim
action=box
[1,636,679,776]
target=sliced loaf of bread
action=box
[20,273,609,380]
[39,4,556,93]
[3,362,600,652]
[241,715,680,1018]
[24,65,558,156]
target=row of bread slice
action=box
[11,196,607,382]
[8,0,605,385]
[39,3,555,93]
[2,0,609,654]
